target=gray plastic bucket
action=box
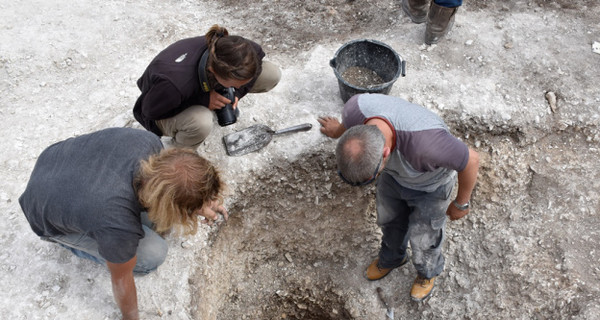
[330,39,406,103]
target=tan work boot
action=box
[410,275,436,301]
[402,0,430,24]
[425,2,458,45]
[365,255,409,281]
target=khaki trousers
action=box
[156,60,281,148]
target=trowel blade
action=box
[222,124,273,156]
[386,308,394,319]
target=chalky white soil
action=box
[1,0,599,319]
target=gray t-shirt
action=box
[342,94,469,192]
[19,128,163,263]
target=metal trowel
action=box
[222,123,312,156]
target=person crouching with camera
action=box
[133,24,281,148]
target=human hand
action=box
[317,116,345,138]
[446,204,469,221]
[198,200,229,226]
[208,90,234,111]
[232,96,239,110]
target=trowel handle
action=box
[274,123,313,135]
[376,287,389,308]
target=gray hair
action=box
[335,125,385,184]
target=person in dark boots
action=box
[402,0,462,45]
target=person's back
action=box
[342,93,469,192]
[19,127,163,262]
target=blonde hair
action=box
[135,148,224,235]
[205,24,259,81]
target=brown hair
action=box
[205,24,259,81]
[135,148,224,235]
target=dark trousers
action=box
[435,0,463,8]
[375,172,455,279]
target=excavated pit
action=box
[190,151,381,319]
[189,128,599,319]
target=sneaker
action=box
[365,255,409,281]
[410,275,435,301]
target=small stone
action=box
[284,253,293,263]
[545,91,557,113]
[592,41,600,55]
[297,303,307,310]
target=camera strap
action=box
[198,49,211,92]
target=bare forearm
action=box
[456,148,479,203]
[112,273,139,320]
[107,257,139,320]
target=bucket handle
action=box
[329,58,336,69]
[401,60,406,77]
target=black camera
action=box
[215,87,237,127]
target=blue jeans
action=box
[47,212,168,274]
[435,0,462,8]
[375,172,455,279]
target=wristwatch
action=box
[453,200,470,211]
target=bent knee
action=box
[173,106,214,147]
[135,228,169,274]
[134,244,168,274]
[250,61,281,93]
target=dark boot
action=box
[402,0,430,24]
[425,2,458,45]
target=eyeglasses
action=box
[337,156,382,187]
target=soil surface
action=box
[342,66,386,88]
[1,0,599,319]
[191,0,600,319]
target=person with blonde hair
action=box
[133,24,281,148]
[19,127,226,320]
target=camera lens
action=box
[215,87,237,127]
